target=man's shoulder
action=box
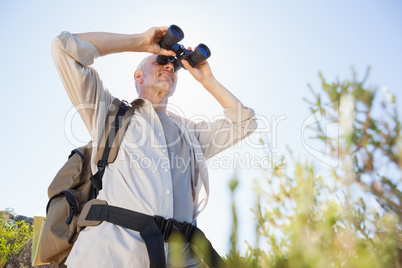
[166,110,195,128]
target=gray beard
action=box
[149,82,173,97]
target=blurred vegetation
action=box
[226,68,402,267]
[0,210,33,267]
[1,69,401,267]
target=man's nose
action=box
[164,62,174,72]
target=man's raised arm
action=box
[51,26,175,134]
[73,27,176,57]
[181,59,245,109]
[180,58,257,160]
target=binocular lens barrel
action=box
[161,25,184,48]
[156,55,168,65]
[170,28,182,39]
[156,55,174,65]
[197,44,211,57]
[189,43,211,66]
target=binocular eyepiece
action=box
[156,25,211,71]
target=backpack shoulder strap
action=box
[95,98,135,165]
[90,98,135,197]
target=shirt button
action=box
[158,132,162,136]
[162,149,166,153]
[164,168,169,172]
[166,190,171,195]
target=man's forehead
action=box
[145,55,157,66]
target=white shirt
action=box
[51,31,257,268]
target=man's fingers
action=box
[182,60,197,74]
[155,28,168,40]
[152,26,168,36]
[159,49,176,57]
[156,26,169,32]
[181,60,192,71]
[149,26,176,56]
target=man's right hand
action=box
[138,27,176,57]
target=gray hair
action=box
[135,55,153,92]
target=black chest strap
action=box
[78,200,226,268]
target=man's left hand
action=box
[181,57,214,86]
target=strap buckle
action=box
[156,217,194,242]
[161,218,174,241]
[120,100,130,110]
[97,160,107,170]
[110,120,122,129]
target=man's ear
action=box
[134,70,143,85]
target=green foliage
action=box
[0,209,33,267]
[226,69,401,267]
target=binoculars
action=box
[156,25,211,71]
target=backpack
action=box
[38,98,227,268]
[39,98,134,264]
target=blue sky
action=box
[0,0,401,255]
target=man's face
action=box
[138,55,178,97]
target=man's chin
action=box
[164,87,176,97]
[157,82,175,94]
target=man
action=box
[51,26,257,267]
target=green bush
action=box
[226,69,401,267]
[0,210,33,267]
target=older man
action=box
[51,26,257,267]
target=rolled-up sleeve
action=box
[193,107,258,160]
[51,31,113,136]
